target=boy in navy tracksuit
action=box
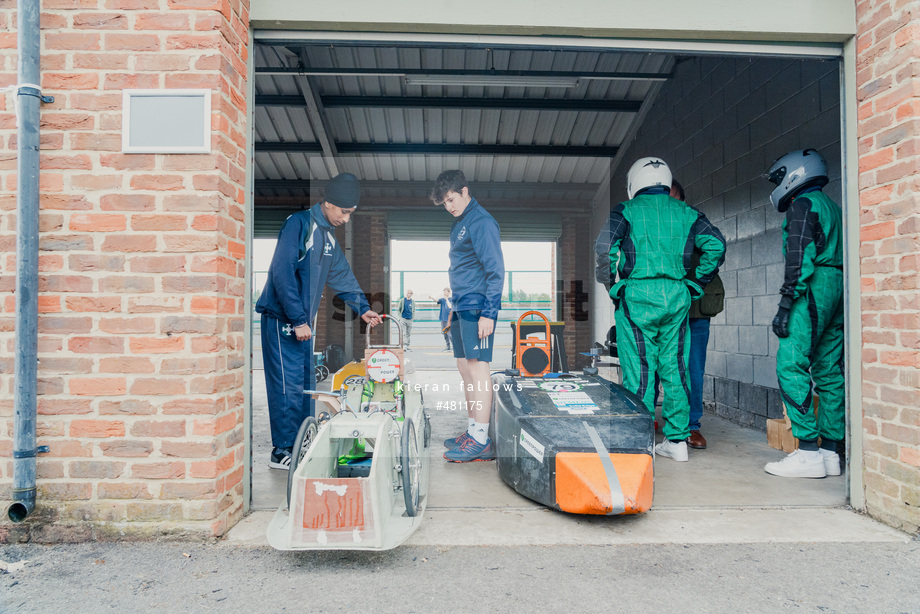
[256,173,382,469]
[430,170,505,462]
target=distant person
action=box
[256,173,382,470]
[763,149,844,479]
[594,157,725,463]
[396,289,415,349]
[430,170,505,463]
[430,288,453,352]
[653,180,725,450]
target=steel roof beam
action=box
[255,179,599,192]
[255,142,618,157]
[256,94,641,113]
[254,67,671,81]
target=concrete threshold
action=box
[225,505,908,547]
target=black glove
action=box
[772,297,793,338]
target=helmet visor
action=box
[766,166,786,186]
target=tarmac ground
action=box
[2,322,917,612]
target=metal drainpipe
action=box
[9,0,50,523]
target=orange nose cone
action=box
[555,452,653,515]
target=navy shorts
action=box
[450,309,495,363]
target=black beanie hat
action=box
[324,173,361,209]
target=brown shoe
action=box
[688,430,707,449]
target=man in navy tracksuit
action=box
[430,170,505,463]
[256,173,382,470]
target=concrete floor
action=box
[243,322,868,548]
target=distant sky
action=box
[253,239,553,299]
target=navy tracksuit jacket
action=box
[256,203,370,449]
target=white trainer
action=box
[819,448,842,476]
[764,449,826,478]
[655,439,689,462]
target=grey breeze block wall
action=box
[607,55,842,430]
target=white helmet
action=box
[626,157,672,200]
[765,149,829,212]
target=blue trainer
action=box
[443,431,472,450]
[444,437,495,462]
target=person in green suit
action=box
[595,157,725,462]
[763,149,845,479]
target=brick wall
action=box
[855,0,920,535]
[0,0,250,540]
[603,55,842,431]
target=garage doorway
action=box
[248,33,854,512]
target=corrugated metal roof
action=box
[252,41,673,211]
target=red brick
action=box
[189,451,234,478]
[129,175,185,191]
[40,154,93,170]
[37,356,93,374]
[103,73,159,89]
[129,378,187,395]
[98,399,156,415]
[160,440,217,458]
[39,483,92,501]
[135,55,191,71]
[99,356,155,373]
[192,411,238,436]
[70,419,126,437]
[73,12,128,29]
[38,295,62,313]
[130,214,188,231]
[70,133,121,151]
[69,378,127,397]
[132,462,185,479]
[69,460,126,479]
[99,317,156,334]
[162,397,223,415]
[135,12,190,29]
[106,0,158,8]
[42,73,99,90]
[98,483,153,499]
[74,53,131,70]
[68,254,126,272]
[128,255,187,273]
[100,235,157,252]
[104,32,160,51]
[39,275,93,293]
[71,174,123,190]
[99,154,156,171]
[65,296,123,313]
[98,276,156,293]
[130,419,186,437]
[165,33,221,50]
[100,194,155,211]
[44,33,102,51]
[69,93,123,112]
[68,336,124,354]
[69,213,127,232]
[99,440,155,458]
[128,336,185,353]
[38,398,93,415]
[41,113,95,131]
[161,482,217,499]
[40,194,92,210]
[38,316,93,334]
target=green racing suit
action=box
[595,190,726,441]
[776,190,844,443]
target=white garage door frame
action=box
[246,29,863,509]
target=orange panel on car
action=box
[301,478,366,530]
[555,452,653,515]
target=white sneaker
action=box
[820,448,842,476]
[655,439,689,462]
[764,449,826,478]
